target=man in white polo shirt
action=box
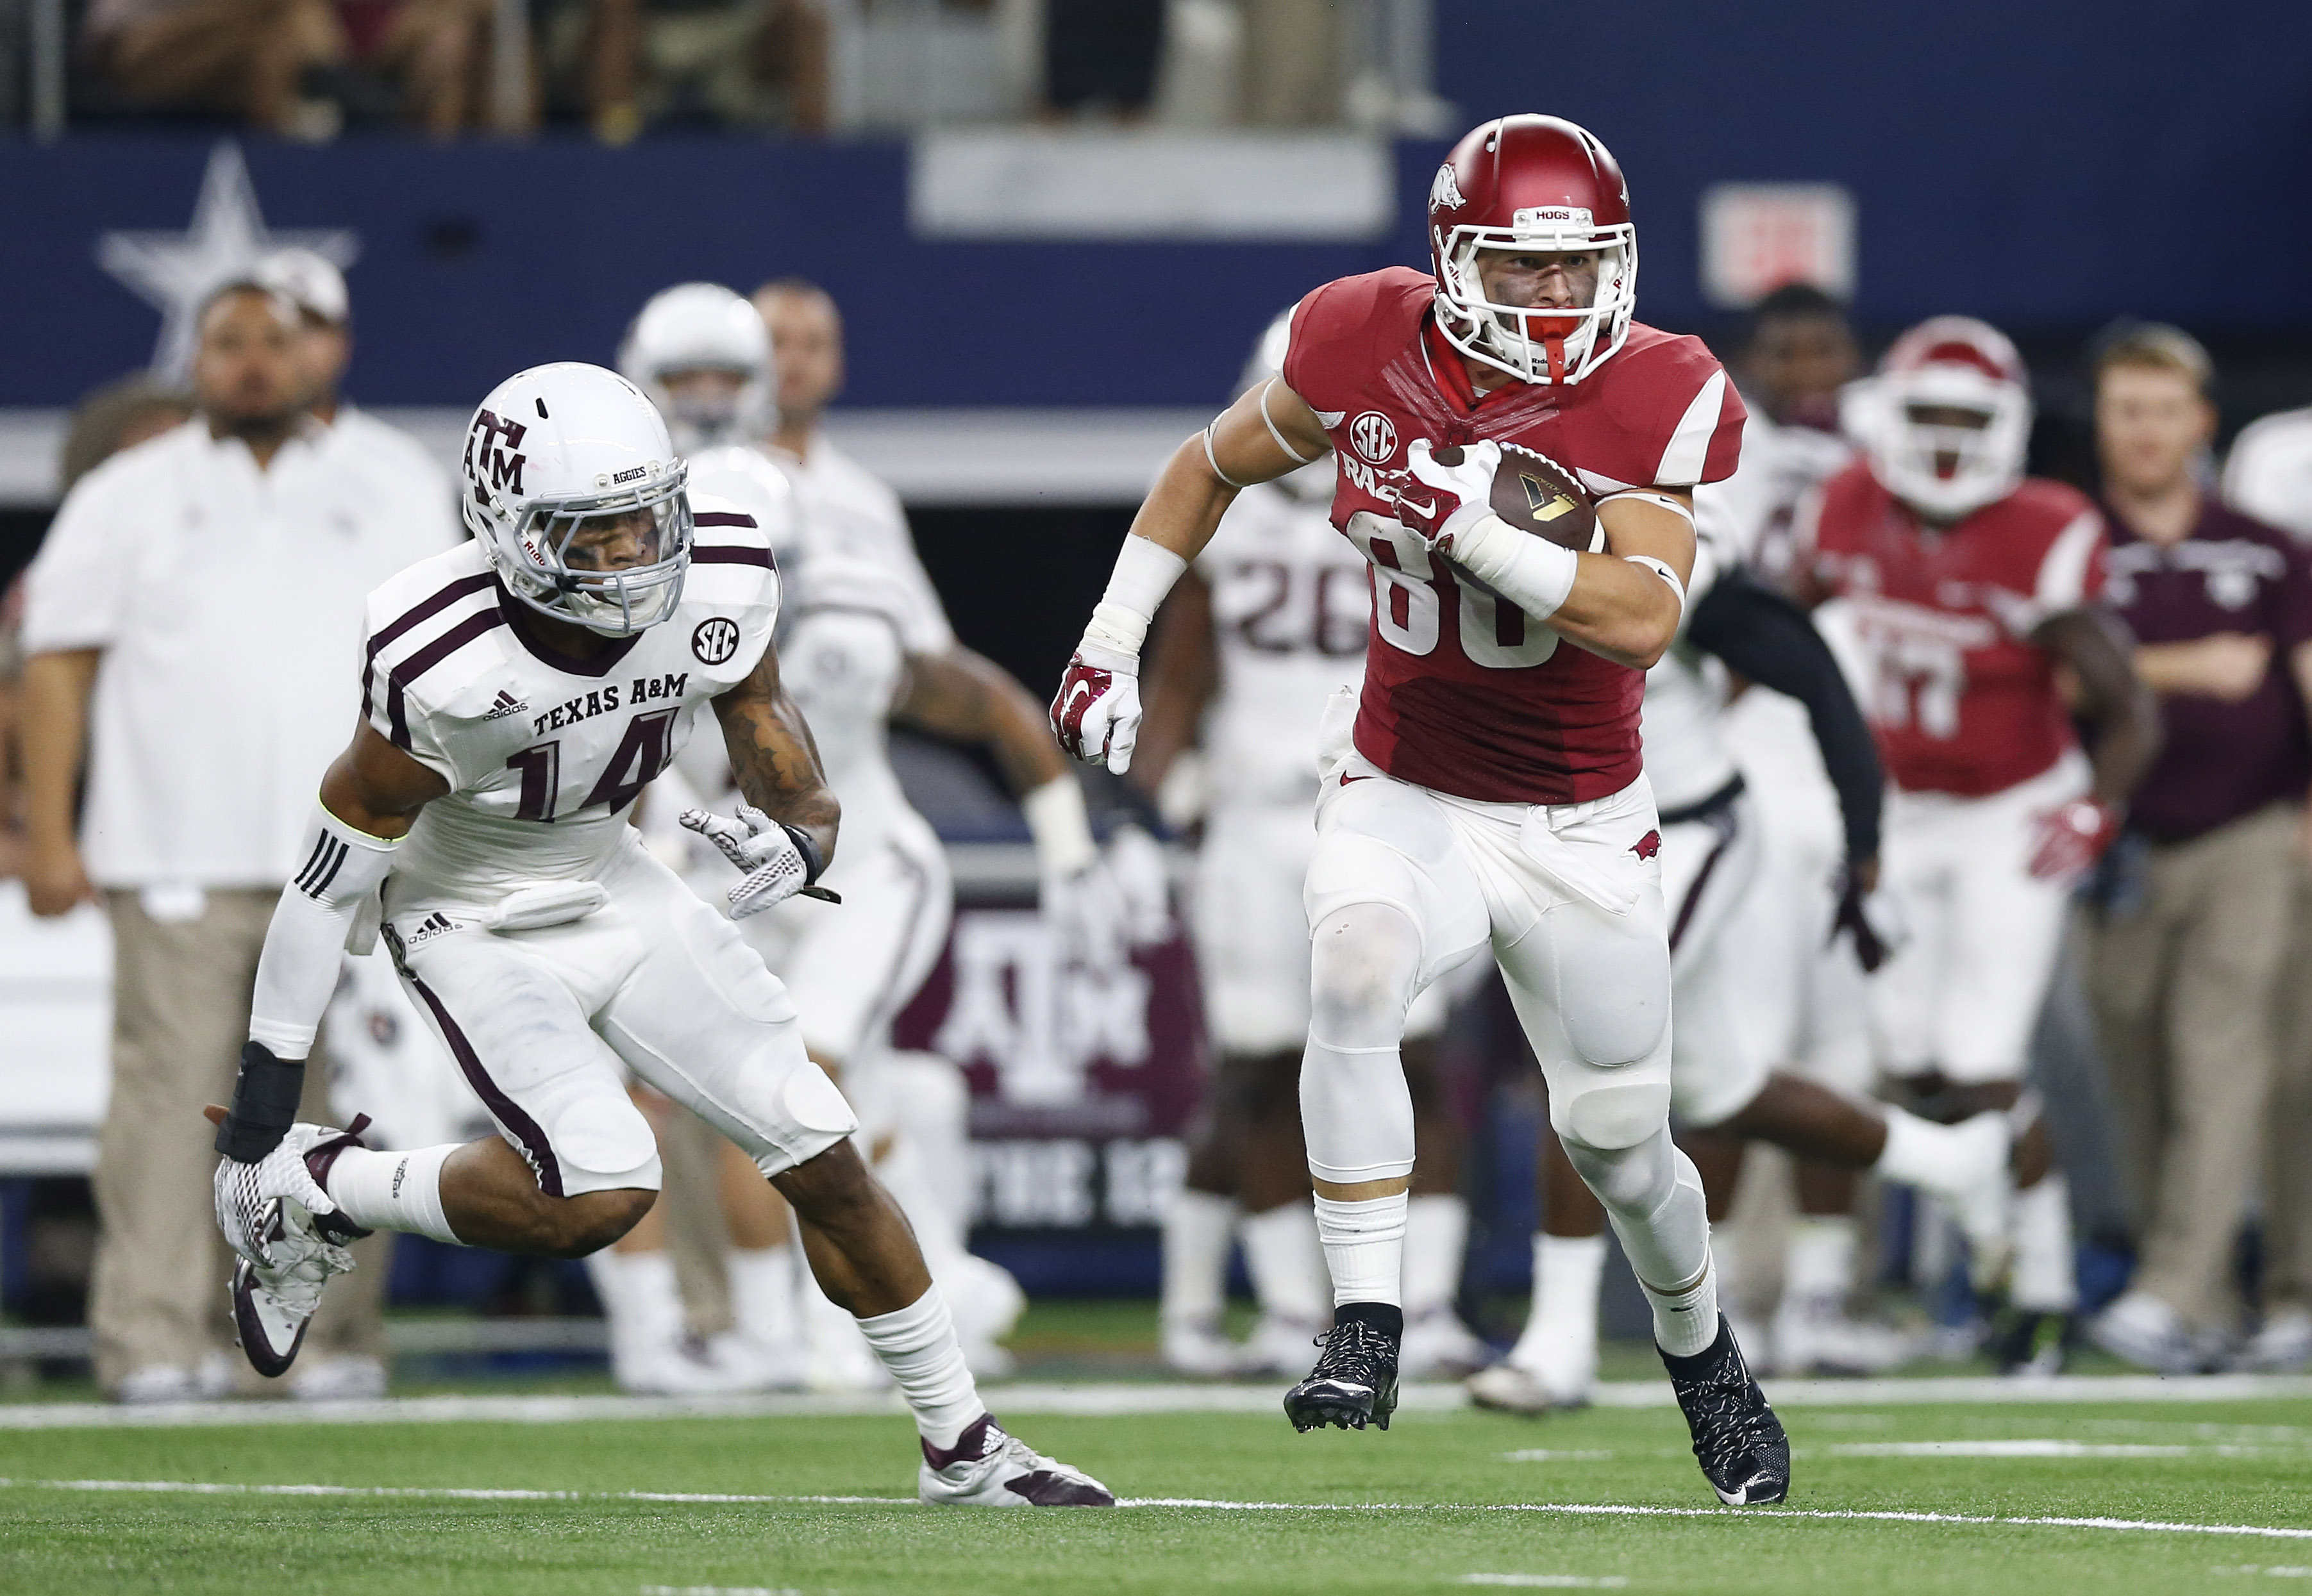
[18,280,457,1401]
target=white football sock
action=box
[1160,1190,1239,1329]
[324,1143,460,1245]
[1782,1216,1857,1305]
[1312,1191,1407,1308]
[1509,1231,1605,1373]
[726,1243,798,1346]
[1646,1252,1721,1358]
[1240,1201,1330,1324]
[1402,1194,1469,1320]
[855,1286,982,1449]
[2010,1173,2078,1312]
[1298,904,1420,1186]
[585,1248,687,1381]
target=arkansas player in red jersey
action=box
[1795,316,2159,1369]
[1050,115,1789,1506]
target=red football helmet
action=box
[1841,315,2032,521]
[1428,115,1638,387]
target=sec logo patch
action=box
[1349,411,1398,463]
[691,617,741,664]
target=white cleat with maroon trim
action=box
[231,1197,358,1379]
[917,1415,1115,1507]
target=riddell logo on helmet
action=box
[1514,206,1594,230]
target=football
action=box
[1432,441,1604,552]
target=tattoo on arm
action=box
[712,644,841,860]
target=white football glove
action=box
[1400,438,1504,553]
[681,804,820,918]
[1050,642,1143,775]
[214,1126,342,1268]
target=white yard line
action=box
[6,1476,2312,1542]
[8,1374,2312,1430]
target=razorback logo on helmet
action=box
[1349,411,1399,464]
[464,409,529,499]
[1429,163,1466,212]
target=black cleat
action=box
[1660,1315,1789,1505]
[1991,1308,2078,1377]
[1284,1304,1401,1433]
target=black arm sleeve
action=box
[1686,567,1883,863]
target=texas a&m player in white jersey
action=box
[1054,115,1790,1505]
[621,279,1094,1385]
[1132,312,1487,1382]
[1469,483,2013,1413]
[1797,317,2161,1370]
[206,362,1109,1507]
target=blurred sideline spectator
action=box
[359,0,530,137]
[85,0,348,137]
[561,0,827,142]
[1043,0,1162,120]
[2080,325,2312,1372]
[1238,0,1335,125]
[16,281,456,1402]
[1,376,190,943]
[2226,398,2312,1370]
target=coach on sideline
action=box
[2081,324,2312,1374]
[17,276,457,1402]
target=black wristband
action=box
[780,822,826,885]
[215,1041,306,1162]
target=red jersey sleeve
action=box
[1594,332,1747,490]
[1282,267,1436,417]
[2011,482,2109,628]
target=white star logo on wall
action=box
[96,142,360,382]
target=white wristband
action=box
[1080,535,1189,660]
[1021,774,1098,879]
[1447,513,1580,622]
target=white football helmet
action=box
[460,362,694,636]
[1843,316,2032,522]
[617,283,775,456]
[1239,307,1336,504]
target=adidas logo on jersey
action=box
[405,911,460,946]
[482,690,528,721]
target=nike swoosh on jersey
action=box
[1339,772,1373,786]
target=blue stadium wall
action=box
[3,0,2309,410]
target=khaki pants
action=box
[2265,865,2312,1313]
[90,889,387,1393]
[2083,804,2297,1331]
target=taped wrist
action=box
[780,821,825,884]
[215,1040,306,1161]
[248,802,399,1058]
[1448,514,1580,621]
[1080,535,1189,658]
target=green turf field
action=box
[5,1389,2312,1594]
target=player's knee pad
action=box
[1551,1077,1671,1153]
[1299,1035,1416,1186]
[546,1092,665,1197]
[1307,903,1422,1049]
[1555,917,1671,1068]
[722,1048,861,1177]
[1563,1129,1708,1290]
